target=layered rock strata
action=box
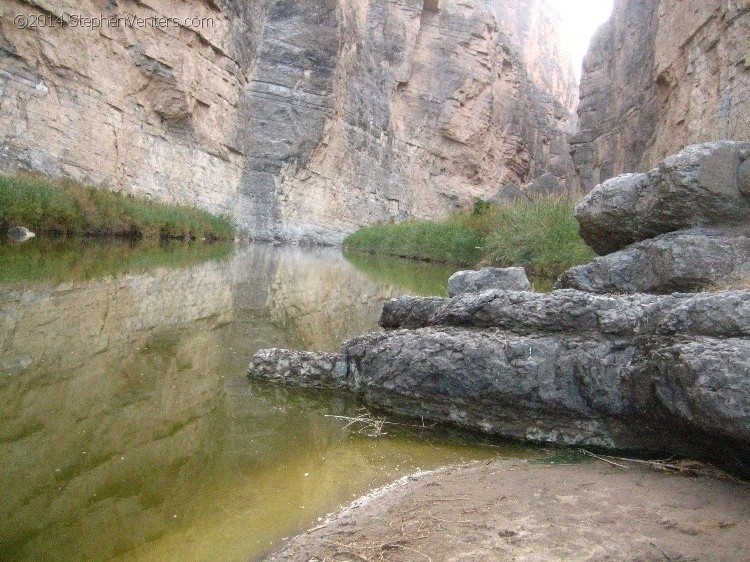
[557,142,750,293]
[250,289,750,476]
[572,0,750,190]
[575,142,750,255]
[556,230,750,294]
[0,0,576,243]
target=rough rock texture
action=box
[524,171,565,197]
[447,267,531,297]
[250,289,750,476]
[572,0,750,191]
[555,229,750,294]
[561,142,750,294]
[380,289,750,338]
[0,0,576,242]
[249,349,348,389]
[576,142,750,255]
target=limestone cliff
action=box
[572,0,750,190]
[0,0,576,242]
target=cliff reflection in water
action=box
[0,242,499,562]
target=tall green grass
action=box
[0,173,235,240]
[481,197,595,279]
[343,196,595,279]
[343,219,484,266]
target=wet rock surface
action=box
[250,289,750,476]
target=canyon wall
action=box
[0,0,575,242]
[573,0,750,190]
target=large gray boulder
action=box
[576,142,750,256]
[555,230,750,294]
[7,226,36,242]
[448,267,531,297]
[251,289,750,477]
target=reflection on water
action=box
[343,251,455,297]
[0,241,536,562]
[0,237,233,286]
[344,250,554,294]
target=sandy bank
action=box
[265,458,750,561]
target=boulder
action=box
[554,230,750,294]
[6,226,36,242]
[524,172,565,198]
[250,289,750,477]
[576,142,750,256]
[447,267,531,297]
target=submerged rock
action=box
[250,289,750,476]
[7,226,36,242]
[447,267,531,297]
[555,230,750,294]
[575,142,750,256]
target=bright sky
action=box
[545,0,614,80]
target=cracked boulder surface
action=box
[250,289,750,477]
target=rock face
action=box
[572,0,750,191]
[0,0,576,243]
[576,142,750,255]
[556,230,750,294]
[557,142,750,294]
[250,289,750,477]
[447,267,531,297]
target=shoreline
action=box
[265,458,750,561]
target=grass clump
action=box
[0,173,234,240]
[343,217,484,266]
[344,195,595,280]
[481,196,596,279]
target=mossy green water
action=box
[0,173,234,240]
[344,196,595,280]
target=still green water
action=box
[0,239,538,561]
